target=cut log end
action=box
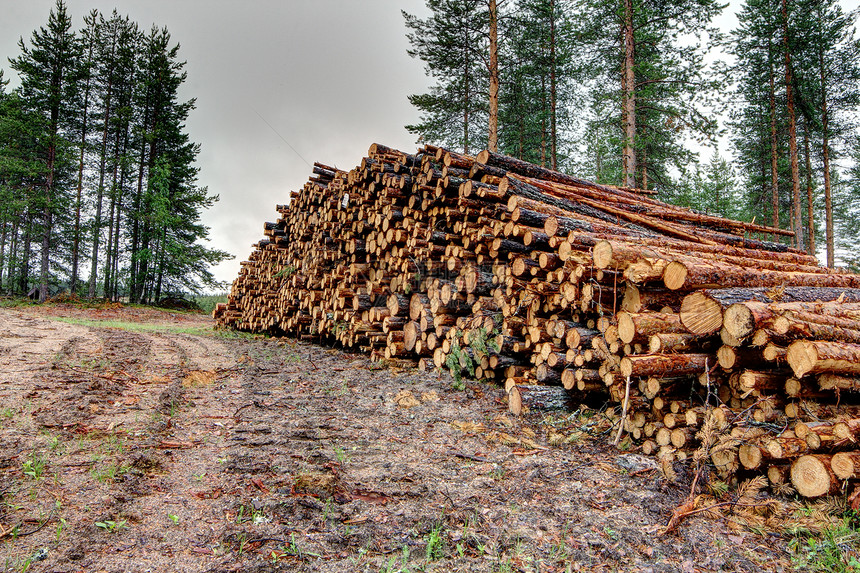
[786,340,817,379]
[791,455,838,498]
[723,303,755,340]
[679,291,723,335]
[662,261,688,291]
[592,240,613,269]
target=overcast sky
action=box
[1,0,431,288]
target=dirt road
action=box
[0,304,794,572]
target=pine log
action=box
[831,452,860,480]
[648,332,703,353]
[508,384,575,416]
[664,258,860,291]
[791,455,841,498]
[617,311,685,344]
[787,340,860,378]
[619,353,710,378]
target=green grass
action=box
[790,514,860,572]
[45,315,260,341]
[0,297,38,309]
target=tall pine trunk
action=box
[781,0,804,250]
[21,211,32,295]
[803,123,814,255]
[621,0,636,188]
[768,60,780,231]
[819,39,834,267]
[71,36,96,295]
[487,0,499,152]
[7,216,19,294]
[549,0,557,170]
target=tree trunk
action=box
[89,39,116,299]
[622,0,636,188]
[487,0,499,153]
[782,0,804,250]
[549,0,557,171]
[820,44,834,267]
[803,123,814,255]
[768,59,780,232]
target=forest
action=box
[403,0,860,269]
[0,1,229,303]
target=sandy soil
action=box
[0,304,799,572]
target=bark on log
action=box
[787,340,860,378]
[508,384,575,416]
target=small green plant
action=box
[603,526,618,541]
[274,265,297,279]
[103,432,126,454]
[789,515,860,572]
[22,451,46,480]
[322,499,334,522]
[333,446,347,463]
[445,338,469,390]
[56,517,67,542]
[490,464,506,480]
[95,519,127,533]
[168,513,179,525]
[286,532,321,559]
[425,523,445,561]
[90,462,130,483]
[47,434,62,453]
[1,407,14,419]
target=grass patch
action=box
[0,297,39,309]
[45,316,256,339]
[790,514,860,572]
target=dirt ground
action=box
[0,303,803,572]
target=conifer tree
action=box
[9,0,78,301]
[403,0,490,154]
[499,0,576,170]
[572,0,724,191]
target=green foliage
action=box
[0,1,229,301]
[499,0,579,170]
[94,519,127,533]
[572,0,725,192]
[22,451,46,480]
[425,522,445,561]
[789,514,860,572]
[402,0,490,154]
[194,292,228,313]
[444,325,500,390]
[274,265,296,279]
[445,339,469,390]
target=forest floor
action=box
[0,302,853,572]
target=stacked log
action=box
[215,142,860,498]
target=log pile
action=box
[215,142,860,498]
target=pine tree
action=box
[403,0,490,154]
[728,0,790,234]
[9,0,78,301]
[802,0,860,265]
[499,0,577,170]
[68,9,98,294]
[731,0,860,258]
[573,0,724,191]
